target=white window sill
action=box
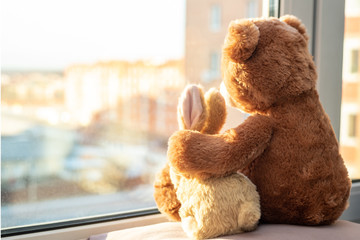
[2,214,168,240]
[3,182,360,240]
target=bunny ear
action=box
[201,88,227,134]
[177,85,207,131]
[280,15,309,41]
[223,19,260,63]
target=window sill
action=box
[2,213,168,240]
[3,181,360,240]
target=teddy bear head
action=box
[221,15,317,114]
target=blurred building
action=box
[185,0,263,89]
[64,60,185,137]
[340,5,360,179]
[1,72,72,185]
[184,0,262,129]
[1,72,64,107]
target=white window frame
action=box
[3,1,360,239]
[2,214,168,240]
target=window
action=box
[268,0,279,17]
[348,114,357,138]
[2,0,360,238]
[351,49,359,73]
[202,51,221,83]
[341,104,358,146]
[247,0,259,18]
[1,0,187,230]
[210,51,220,74]
[1,0,264,235]
[343,41,360,81]
[210,5,221,32]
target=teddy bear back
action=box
[222,16,317,114]
[220,15,351,225]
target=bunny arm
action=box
[154,86,227,222]
[168,114,274,178]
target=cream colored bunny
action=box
[169,84,261,240]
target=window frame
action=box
[1,209,160,238]
[2,212,168,240]
[2,0,360,239]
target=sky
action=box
[1,0,186,71]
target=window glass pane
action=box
[340,0,360,180]
[1,0,264,228]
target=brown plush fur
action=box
[153,163,181,222]
[167,16,351,225]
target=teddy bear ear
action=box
[280,15,309,41]
[223,19,260,63]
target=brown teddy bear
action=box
[156,15,351,226]
[167,84,260,239]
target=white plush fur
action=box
[170,171,261,239]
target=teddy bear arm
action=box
[168,115,274,177]
[153,163,181,221]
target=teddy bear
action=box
[165,84,261,239]
[157,15,351,226]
